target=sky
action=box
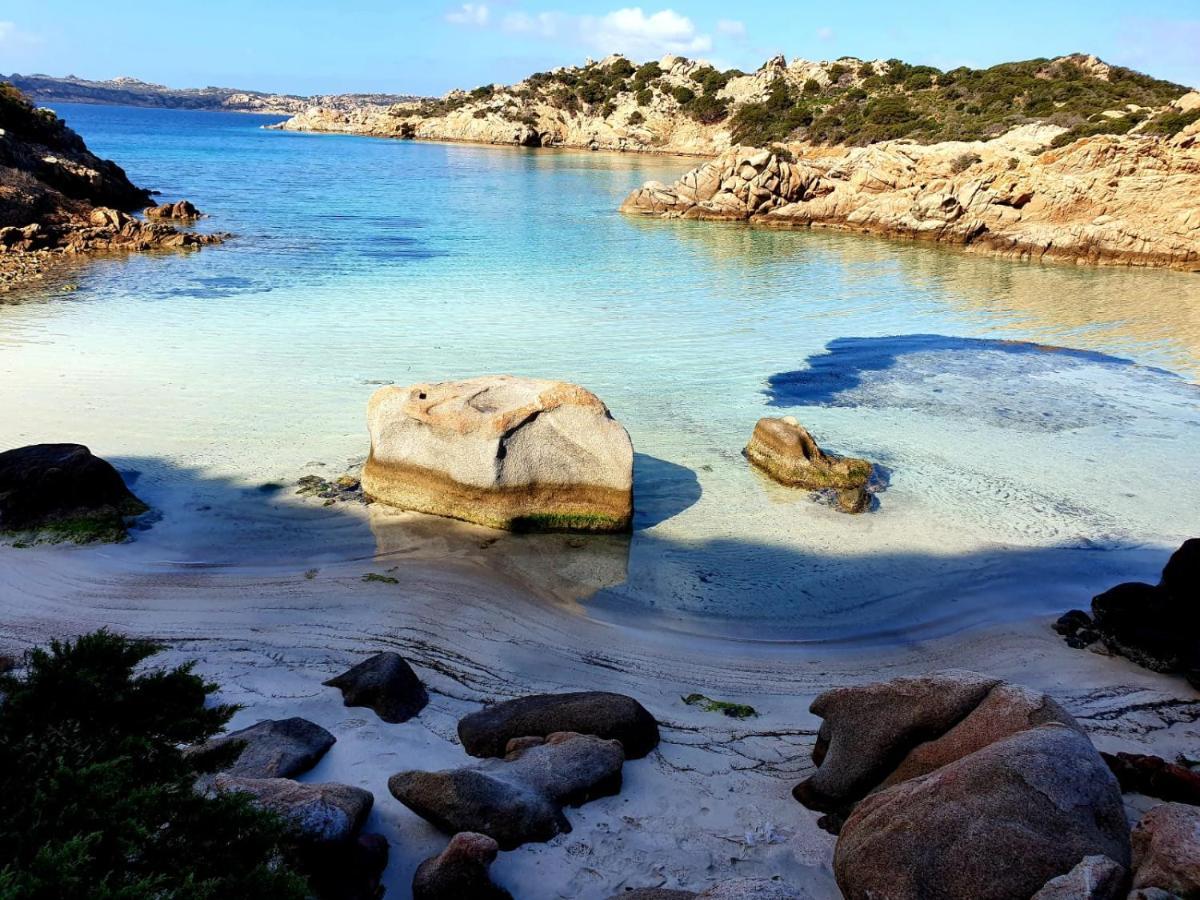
[1,1,1197,97]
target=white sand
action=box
[1,491,1197,899]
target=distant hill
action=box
[277,52,1198,157]
[4,73,422,115]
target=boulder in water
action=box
[744,417,872,513]
[362,376,634,532]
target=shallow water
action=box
[3,104,1199,641]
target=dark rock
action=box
[190,716,335,778]
[412,832,512,900]
[143,199,200,220]
[304,832,389,900]
[212,775,373,843]
[1131,803,1200,897]
[1031,855,1127,899]
[0,443,146,538]
[1054,609,1093,635]
[389,731,624,849]
[1086,540,1200,686]
[1103,751,1200,805]
[458,691,659,759]
[324,652,428,724]
[609,891,697,900]
[834,723,1130,900]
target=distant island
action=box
[4,72,423,116]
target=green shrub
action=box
[1049,114,1140,147]
[633,61,662,84]
[685,93,729,124]
[607,58,636,79]
[0,631,309,899]
[1141,107,1200,137]
[628,110,645,125]
[802,78,821,96]
[635,88,653,106]
[671,85,696,106]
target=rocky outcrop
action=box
[744,417,873,513]
[1,83,225,290]
[1080,539,1200,686]
[189,716,336,778]
[621,130,1200,270]
[1103,751,1200,805]
[412,832,512,900]
[1131,803,1200,897]
[324,651,428,724]
[362,376,634,532]
[0,443,147,542]
[388,731,624,849]
[458,691,660,759]
[794,672,1128,900]
[143,199,200,220]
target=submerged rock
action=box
[190,716,335,778]
[362,376,634,532]
[1088,539,1200,686]
[324,652,428,724]
[1131,803,1200,897]
[744,417,873,513]
[458,691,659,759]
[0,443,147,541]
[388,731,624,849]
[412,832,512,900]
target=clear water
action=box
[3,104,1199,641]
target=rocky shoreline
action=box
[620,126,1200,270]
[0,82,226,293]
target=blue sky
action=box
[2,1,1198,96]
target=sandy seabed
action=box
[1,487,1197,900]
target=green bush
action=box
[628,110,645,125]
[1141,107,1200,137]
[0,631,309,899]
[671,86,696,106]
[635,88,653,107]
[685,93,729,124]
[1049,114,1140,148]
[802,78,821,96]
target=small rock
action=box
[1103,751,1200,805]
[1131,803,1200,897]
[1031,856,1127,899]
[458,691,659,759]
[744,417,873,514]
[324,652,429,724]
[389,731,624,849]
[189,716,335,778]
[412,832,512,900]
[212,775,373,843]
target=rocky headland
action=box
[0,82,225,291]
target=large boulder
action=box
[744,417,873,513]
[1131,803,1200,897]
[834,724,1131,900]
[1088,539,1200,687]
[362,376,634,532]
[324,652,428,724]
[212,775,373,843]
[189,716,335,778]
[793,671,1080,824]
[412,832,512,900]
[0,443,147,540]
[388,731,624,849]
[458,692,659,759]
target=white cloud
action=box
[816,26,835,41]
[0,21,15,42]
[716,19,746,39]
[500,7,714,59]
[446,3,490,27]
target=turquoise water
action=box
[3,104,1199,640]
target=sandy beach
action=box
[3,480,1196,898]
